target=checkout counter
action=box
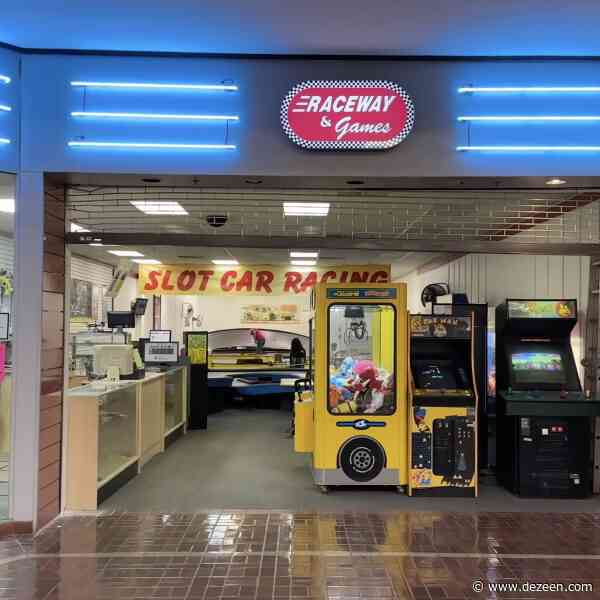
[65,341,189,510]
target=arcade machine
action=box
[294,282,408,491]
[496,299,600,498]
[184,331,209,429]
[408,313,478,496]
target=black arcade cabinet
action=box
[496,299,600,498]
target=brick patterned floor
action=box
[0,511,599,598]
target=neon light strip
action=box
[68,141,236,149]
[457,145,600,151]
[71,111,238,121]
[458,115,600,122]
[0,105,11,112]
[0,139,10,144]
[459,86,600,93]
[71,81,238,91]
[0,76,10,85]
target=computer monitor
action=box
[413,359,459,390]
[511,350,566,385]
[107,311,136,329]
[132,298,148,316]
[149,329,172,343]
[94,344,134,377]
[144,341,179,364]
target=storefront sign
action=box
[138,264,390,296]
[281,80,415,150]
[508,300,576,319]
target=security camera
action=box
[206,215,228,228]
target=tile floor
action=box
[0,510,599,598]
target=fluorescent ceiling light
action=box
[458,115,600,122]
[290,251,319,258]
[457,146,600,151]
[70,223,90,233]
[459,86,600,93]
[71,111,239,121]
[131,200,188,216]
[0,198,14,213]
[283,202,330,216]
[0,105,10,112]
[70,81,238,91]
[133,258,162,265]
[546,178,567,185]
[108,250,145,257]
[88,243,103,246]
[0,75,10,84]
[212,259,239,265]
[0,139,10,144]
[68,141,236,150]
[291,260,317,266]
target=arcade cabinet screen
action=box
[511,351,566,385]
[413,360,458,390]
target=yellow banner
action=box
[138,264,390,296]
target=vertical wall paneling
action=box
[38,182,65,529]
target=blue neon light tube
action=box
[71,81,238,91]
[68,141,236,149]
[71,111,238,121]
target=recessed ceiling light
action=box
[546,178,566,185]
[291,260,317,266]
[212,259,239,265]
[131,200,188,215]
[108,250,145,257]
[70,222,90,233]
[0,198,15,214]
[290,251,319,258]
[133,258,162,265]
[89,243,103,246]
[283,202,330,216]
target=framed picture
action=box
[0,312,9,341]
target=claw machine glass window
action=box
[328,304,396,415]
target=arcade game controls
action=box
[408,314,478,496]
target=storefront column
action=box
[11,171,45,527]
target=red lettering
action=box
[197,270,214,291]
[236,270,253,292]
[300,271,318,292]
[256,270,274,293]
[340,271,349,283]
[320,271,337,283]
[220,270,236,292]
[350,271,369,283]
[162,270,175,290]
[369,270,389,283]
[177,270,196,291]
[284,272,302,293]
[143,270,160,291]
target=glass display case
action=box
[164,367,184,433]
[97,383,137,484]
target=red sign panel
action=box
[281,80,415,150]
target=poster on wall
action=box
[70,278,93,320]
[138,264,390,296]
[241,304,299,323]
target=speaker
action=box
[338,437,386,482]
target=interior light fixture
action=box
[457,146,600,152]
[212,259,239,265]
[458,115,600,122]
[71,111,239,121]
[108,250,145,257]
[0,75,10,84]
[290,251,319,258]
[0,139,10,144]
[70,81,238,91]
[0,105,11,112]
[131,200,188,216]
[0,198,14,213]
[291,260,317,267]
[459,86,600,93]
[88,243,103,246]
[133,258,162,265]
[69,141,236,150]
[70,223,90,233]
[546,178,567,185]
[283,202,330,216]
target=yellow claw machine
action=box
[294,283,408,491]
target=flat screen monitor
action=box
[149,329,171,343]
[511,351,566,385]
[413,359,458,390]
[132,298,148,316]
[107,311,136,329]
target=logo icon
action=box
[337,419,386,430]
